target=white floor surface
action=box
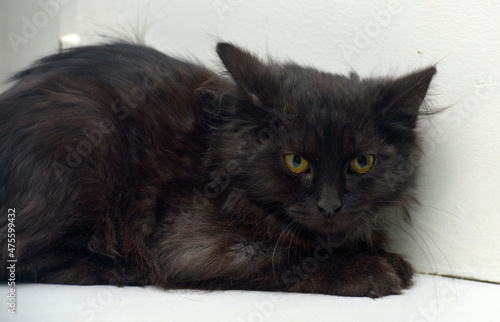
[1,274,499,322]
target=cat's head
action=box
[209,43,435,240]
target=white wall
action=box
[0,0,64,92]
[3,0,500,283]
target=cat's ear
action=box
[376,66,436,130]
[216,43,270,107]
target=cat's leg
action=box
[5,242,129,285]
[151,208,413,297]
[289,249,414,298]
[157,235,413,297]
[15,257,115,285]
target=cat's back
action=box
[0,44,218,278]
[1,43,215,128]
[0,42,216,185]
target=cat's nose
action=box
[317,198,342,216]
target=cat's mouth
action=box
[285,208,366,234]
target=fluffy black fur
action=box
[0,42,436,297]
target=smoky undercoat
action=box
[0,42,436,297]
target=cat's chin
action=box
[307,219,360,235]
[286,209,367,235]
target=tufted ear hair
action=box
[375,66,436,132]
[216,43,276,107]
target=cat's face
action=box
[213,43,435,237]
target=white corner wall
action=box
[3,0,500,283]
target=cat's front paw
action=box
[330,253,414,298]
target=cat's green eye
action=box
[284,154,309,174]
[349,154,375,174]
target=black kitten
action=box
[0,42,435,297]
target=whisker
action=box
[271,217,297,288]
[372,200,455,277]
[250,206,285,231]
[410,218,454,275]
[378,214,442,297]
[378,213,437,272]
[419,203,460,219]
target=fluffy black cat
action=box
[0,42,436,297]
